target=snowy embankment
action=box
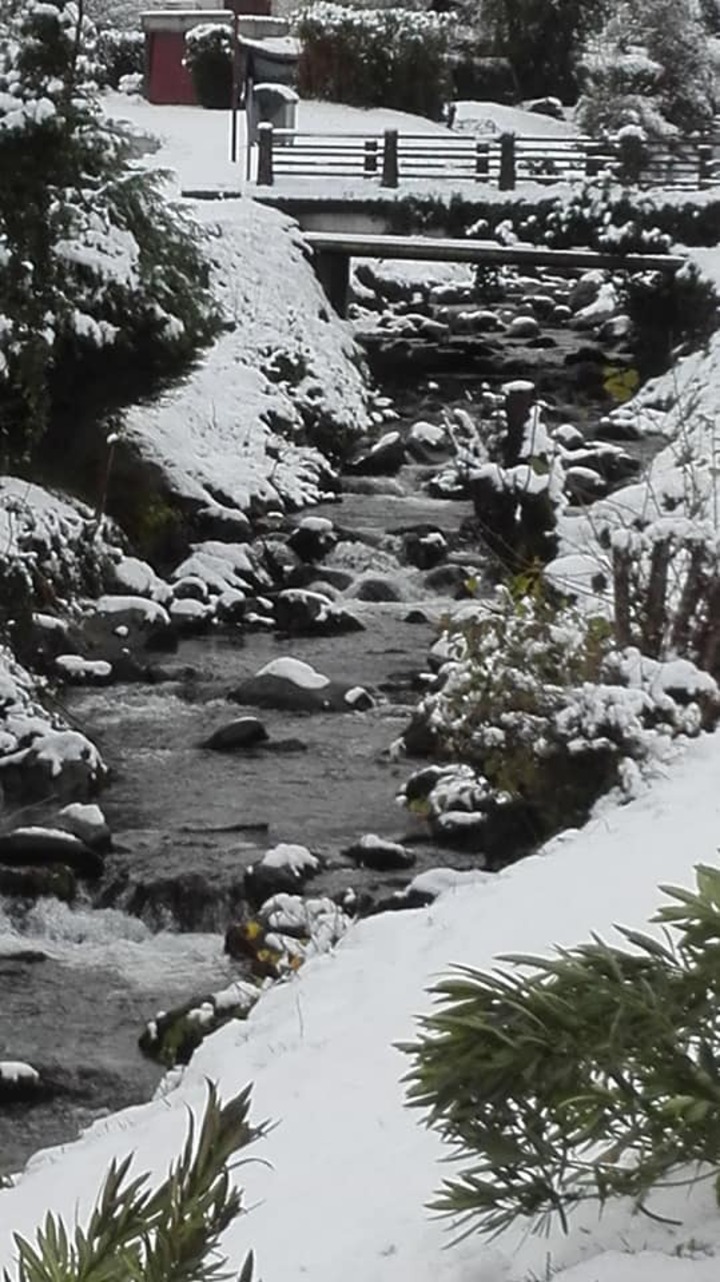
[2,733,720,1282]
[119,196,371,520]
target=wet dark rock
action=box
[147,663,201,683]
[423,563,470,595]
[0,1063,44,1104]
[58,802,111,851]
[404,608,432,624]
[245,852,319,908]
[527,95,565,119]
[371,886,435,914]
[307,565,354,592]
[342,834,416,871]
[401,527,448,571]
[348,576,404,603]
[595,417,643,443]
[200,717,269,752]
[139,980,258,1068]
[0,949,47,964]
[0,863,77,902]
[287,518,337,563]
[274,589,364,637]
[120,870,246,932]
[0,829,103,879]
[565,466,608,504]
[347,431,407,476]
[230,658,374,713]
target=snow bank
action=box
[3,731,720,1282]
[120,197,370,518]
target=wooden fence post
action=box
[585,142,604,178]
[474,141,489,182]
[381,129,399,188]
[257,122,274,186]
[498,133,516,190]
[364,138,378,177]
[697,142,713,189]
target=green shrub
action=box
[402,864,720,1239]
[0,0,221,465]
[96,26,144,88]
[295,2,450,120]
[184,24,233,109]
[4,1082,264,1281]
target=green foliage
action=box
[577,0,715,138]
[4,1082,263,1282]
[468,0,608,102]
[402,864,720,1239]
[183,24,233,110]
[295,2,450,120]
[96,26,144,87]
[0,0,220,465]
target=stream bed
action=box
[0,256,658,1178]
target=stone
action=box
[274,589,364,637]
[507,315,540,339]
[229,657,374,713]
[569,269,605,314]
[0,1061,43,1104]
[200,717,269,752]
[0,828,103,879]
[526,96,565,119]
[347,430,407,476]
[0,863,77,902]
[59,802,111,851]
[288,517,337,563]
[347,575,404,603]
[342,834,416,871]
[402,527,448,571]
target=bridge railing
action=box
[254,125,720,191]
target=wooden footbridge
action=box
[303,231,686,316]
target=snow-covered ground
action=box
[2,731,720,1281]
[120,195,370,517]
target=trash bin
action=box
[250,81,298,142]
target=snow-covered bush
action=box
[96,25,143,87]
[404,863,720,1238]
[399,589,719,852]
[295,2,450,119]
[184,23,233,109]
[0,0,219,464]
[577,0,715,138]
[6,1083,261,1282]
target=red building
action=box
[142,6,286,105]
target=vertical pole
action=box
[381,129,399,188]
[474,141,489,182]
[257,122,274,186]
[230,10,240,164]
[498,133,516,190]
[585,141,603,178]
[245,75,254,182]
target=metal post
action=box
[364,138,378,177]
[257,122,274,186]
[585,142,604,179]
[381,129,399,188]
[498,133,516,190]
[230,10,240,164]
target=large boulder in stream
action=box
[229,658,374,713]
[274,589,363,637]
[0,827,104,878]
[0,1061,43,1104]
[200,717,269,752]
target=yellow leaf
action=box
[603,365,640,404]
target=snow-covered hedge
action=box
[183,24,233,110]
[399,590,720,858]
[0,0,219,463]
[295,2,450,120]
